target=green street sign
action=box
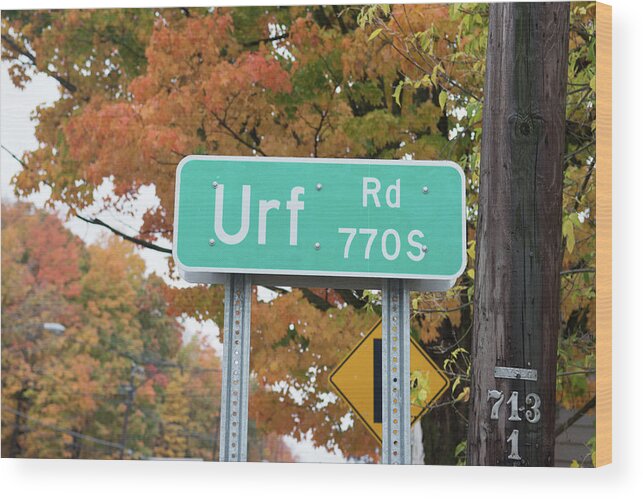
[173,156,465,290]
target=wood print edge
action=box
[595,0,612,467]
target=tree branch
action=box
[1,34,78,93]
[210,111,267,156]
[555,397,596,437]
[1,144,24,164]
[564,139,596,162]
[300,288,333,311]
[557,370,595,377]
[242,33,289,48]
[560,267,595,275]
[415,301,473,314]
[76,215,172,254]
[331,5,349,34]
[336,289,369,309]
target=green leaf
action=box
[368,28,383,41]
[419,32,430,52]
[392,81,403,106]
[466,242,476,260]
[562,218,575,253]
[439,90,447,111]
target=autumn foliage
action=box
[2,4,597,463]
[1,202,292,461]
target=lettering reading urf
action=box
[213,185,305,246]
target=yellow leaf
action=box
[368,28,383,41]
[454,386,470,403]
[439,90,447,111]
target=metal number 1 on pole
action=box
[219,274,251,462]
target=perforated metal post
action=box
[381,279,411,464]
[219,274,252,462]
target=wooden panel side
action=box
[595,1,612,468]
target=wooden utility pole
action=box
[467,2,570,466]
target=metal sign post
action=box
[381,279,411,464]
[219,274,252,462]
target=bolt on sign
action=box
[173,156,466,290]
[329,321,449,444]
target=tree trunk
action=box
[8,389,27,457]
[467,2,569,466]
[421,404,467,465]
[421,281,472,465]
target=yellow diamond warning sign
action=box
[329,321,449,444]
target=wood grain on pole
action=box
[467,2,570,466]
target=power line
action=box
[60,334,222,374]
[3,407,133,453]
[4,410,218,455]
